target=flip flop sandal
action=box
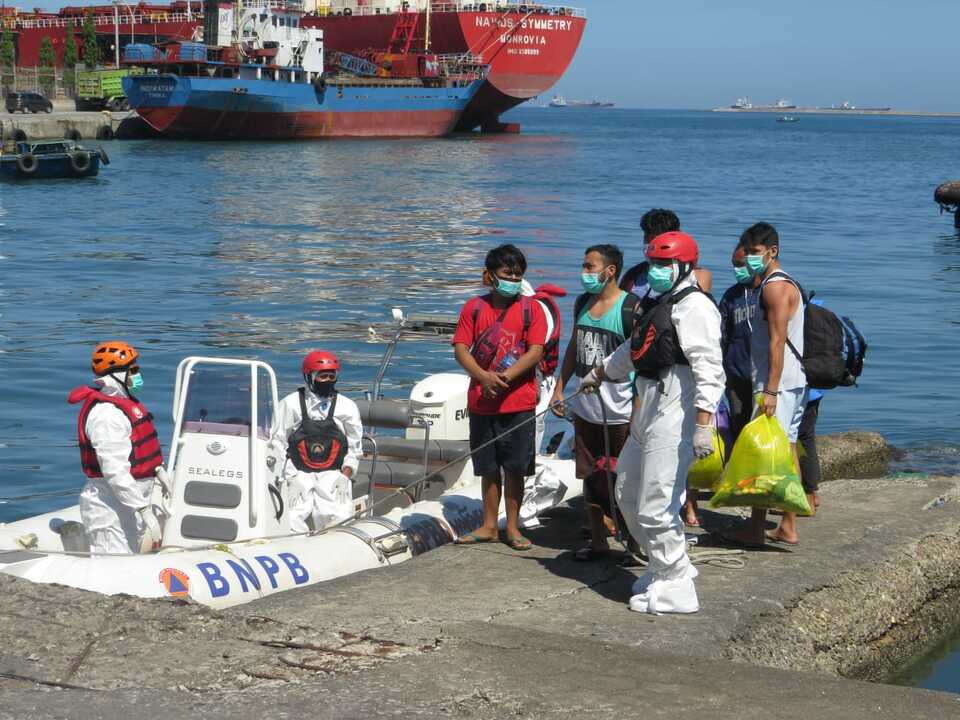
[717,530,767,550]
[685,516,702,528]
[455,531,497,545]
[505,535,532,552]
[765,530,799,546]
[573,546,611,562]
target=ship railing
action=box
[313,2,585,19]
[436,52,484,66]
[13,12,195,30]
[427,2,585,17]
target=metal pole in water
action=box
[113,3,120,67]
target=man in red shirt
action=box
[452,244,548,551]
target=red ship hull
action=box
[139,105,463,138]
[10,6,585,131]
[303,11,586,130]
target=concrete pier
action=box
[1,434,959,718]
[1,110,130,143]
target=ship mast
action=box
[424,0,431,51]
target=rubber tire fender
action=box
[69,150,92,176]
[16,153,39,177]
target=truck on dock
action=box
[75,68,142,111]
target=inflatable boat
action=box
[0,311,579,609]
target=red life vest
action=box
[532,284,566,377]
[68,385,163,480]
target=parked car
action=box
[5,92,54,114]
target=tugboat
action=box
[549,94,568,107]
[0,139,109,180]
[122,0,486,139]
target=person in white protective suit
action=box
[270,351,363,533]
[68,341,164,555]
[582,231,725,614]
[518,280,567,529]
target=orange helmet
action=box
[91,341,139,376]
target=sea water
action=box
[1,107,959,683]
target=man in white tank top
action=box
[728,222,809,547]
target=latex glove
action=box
[580,367,603,394]
[154,466,172,498]
[693,424,714,459]
[137,506,162,553]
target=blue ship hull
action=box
[124,74,483,139]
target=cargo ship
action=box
[120,1,485,138]
[4,0,587,132]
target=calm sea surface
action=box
[2,107,960,684]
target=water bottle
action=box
[496,347,521,373]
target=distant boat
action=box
[777,116,799,123]
[549,94,568,108]
[568,99,615,108]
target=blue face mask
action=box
[128,372,144,391]
[493,276,523,297]
[746,252,769,275]
[580,272,606,294]
[647,263,676,293]
[733,266,752,285]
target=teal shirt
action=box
[573,292,635,424]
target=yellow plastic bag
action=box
[709,412,811,516]
[687,428,725,491]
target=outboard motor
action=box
[406,373,470,442]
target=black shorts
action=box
[469,411,536,478]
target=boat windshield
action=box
[180,364,274,439]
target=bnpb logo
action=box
[159,567,191,598]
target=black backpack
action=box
[629,286,701,379]
[763,271,867,389]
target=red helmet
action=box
[303,351,340,376]
[645,231,699,265]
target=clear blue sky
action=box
[16,0,956,110]
[559,0,957,110]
